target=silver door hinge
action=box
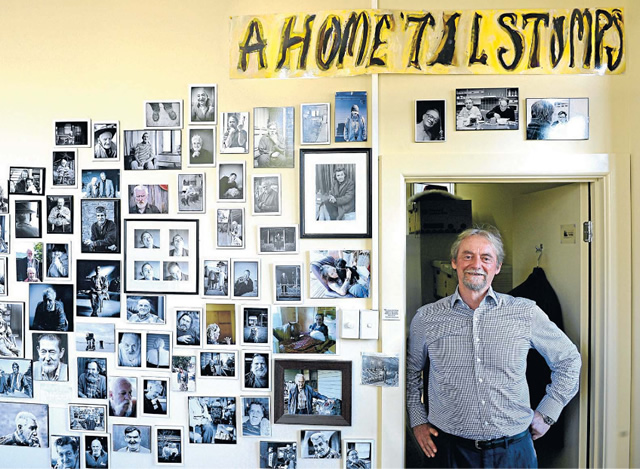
[583,221,593,243]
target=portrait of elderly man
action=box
[457,97,483,126]
[17,247,41,282]
[485,97,516,122]
[346,448,370,469]
[219,171,242,200]
[117,426,150,453]
[169,233,189,256]
[109,377,137,418]
[85,438,108,468]
[234,269,255,297]
[77,360,107,399]
[254,179,279,214]
[0,316,19,357]
[14,201,40,238]
[222,112,248,152]
[131,132,155,170]
[309,432,340,459]
[47,244,69,278]
[244,353,268,389]
[94,124,117,159]
[189,132,213,165]
[255,120,286,167]
[96,172,115,198]
[0,411,40,447]
[288,373,332,415]
[32,287,68,331]
[176,311,200,345]
[33,333,67,381]
[189,397,215,444]
[415,101,444,142]
[82,205,118,253]
[143,380,166,415]
[128,298,161,323]
[118,333,142,367]
[191,86,215,122]
[87,265,109,317]
[316,165,356,221]
[47,197,72,233]
[53,435,80,468]
[129,185,160,214]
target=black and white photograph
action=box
[45,242,70,280]
[199,303,235,345]
[81,169,120,199]
[46,195,73,234]
[216,208,244,248]
[123,129,182,170]
[220,111,249,154]
[54,119,90,147]
[253,106,295,168]
[171,355,196,392]
[146,332,171,369]
[80,199,121,254]
[116,332,142,368]
[187,396,237,444]
[134,261,161,281]
[29,283,74,332]
[162,261,190,282]
[83,434,110,468]
[301,102,330,145]
[75,323,115,353]
[175,308,201,347]
[112,424,151,454]
[189,84,217,124]
[218,162,245,202]
[232,259,260,299]
[144,100,182,129]
[455,87,519,131]
[241,306,269,346]
[258,225,298,254]
[310,250,371,299]
[0,358,33,398]
[241,396,271,437]
[76,260,121,318]
[52,151,77,187]
[0,215,8,254]
[301,430,342,459]
[242,351,270,391]
[0,402,48,447]
[335,91,367,142]
[361,352,399,387]
[274,264,302,304]
[168,228,191,258]
[128,184,169,215]
[156,427,183,465]
[0,258,6,296]
[15,241,43,282]
[188,127,215,167]
[14,200,42,238]
[0,181,8,214]
[93,121,119,160]
[134,229,161,249]
[0,301,25,358]
[178,173,205,213]
[51,435,81,468]
[199,351,236,378]
[252,174,280,215]
[68,404,106,432]
[203,259,229,298]
[125,295,165,324]
[32,332,69,381]
[526,97,590,140]
[344,440,374,469]
[259,441,297,468]
[415,99,446,142]
[108,376,137,418]
[273,306,337,355]
[77,357,107,399]
[142,378,169,416]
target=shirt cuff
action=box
[407,407,429,428]
[536,395,565,422]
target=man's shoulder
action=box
[494,291,537,309]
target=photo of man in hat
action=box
[94,124,118,159]
[343,104,366,142]
[53,154,75,186]
[14,201,41,238]
[47,197,72,234]
[46,244,69,278]
[82,203,118,253]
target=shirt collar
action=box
[450,286,501,309]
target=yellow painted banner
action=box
[230,8,624,78]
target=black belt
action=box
[441,428,530,451]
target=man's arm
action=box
[485,105,500,119]
[56,303,69,331]
[334,180,355,208]
[47,209,58,225]
[92,221,118,249]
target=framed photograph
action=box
[80,199,121,253]
[0,301,25,358]
[0,181,7,213]
[45,243,71,280]
[232,259,260,299]
[175,308,201,347]
[216,208,244,248]
[526,97,589,140]
[300,148,372,238]
[240,396,271,437]
[46,196,73,234]
[54,119,90,147]
[415,99,446,142]
[0,357,33,398]
[171,355,196,392]
[242,351,270,391]
[361,352,400,387]
[146,332,171,369]
[202,259,229,298]
[189,84,217,124]
[145,100,182,129]
[204,303,236,346]
[113,424,151,453]
[108,376,137,418]
[81,169,120,199]
[218,162,245,202]
[301,429,342,459]
[15,241,41,282]
[253,106,295,168]
[77,357,107,399]
[125,295,165,324]
[76,259,121,318]
[51,435,81,467]
[186,397,237,445]
[83,434,110,468]
[9,167,45,195]
[0,215,9,254]
[116,332,142,368]
[257,225,298,254]
[155,427,184,465]
[68,404,106,432]
[274,263,303,304]
[32,332,69,381]
[220,112,249,154]
[344,440,375,469]
[188,127,215,167]
[0,257,7,296]
[301,102,330,145]
[29,283,74,332]
[75,323,115,353]
[241,306,270,347]
[252,174,281,216]
[455,87,519,131]
[310,250,371,299]
[274,359,352,426]
[199,351,237,378]
[335,91,367,142]
[124,219,199,294]
[123,129,182,171]
[260,441,297,468]
[128,184,169,215]
[0,402,48,447]
[273,306,337,355]
[14,200,42,238]
[52,151,77,187]
[93,121,119,160]
[142,377,169,416]
[178,173,205,213]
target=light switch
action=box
[341,309,360,339]
[359,309,379,340]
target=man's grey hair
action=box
[450,226,505,266]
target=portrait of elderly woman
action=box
[190,85,216,123]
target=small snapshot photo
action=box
[175,308,201,347]
[526,97,589,140]
[144,100,183,129]
[51,435,81,468]
[178,173,205,213]
[0,215,9,254]
[253,106,295,168]
[220,112,249,154]
[52,151,77,187]
[199,351,236,378]
[125,295,165,324]
[0,357,33,398]
[189,84,217,124]
[242,351,270,391]
[45,242,71,280]
[83,434,110,468]
[232,259,260,299]
[283,367,342,416]
[54,119,90,147]
[29,283,74,332]
[343,440,374,469]
[187,397,237,445]
[203,260,229,298]
[32,332,69,381]
[301,102,330,145]
[171,355,196,392]
[455,87,519,131]
[46,196,74,234]
[81,169,120,199]
[252,174,281,215]
[204,303,235,346]
[76,357,108,399]
[259,441,297,468]
[0,402,48,448]
[0,301,25,358]
[188,127,215,167]
[9,167,45,195]
[0,181,7,213]
[80,199,120,253]
[134,229,160,249]
[415,99,446,142]
[108,376,137,418]
[310,250,371,299]
[361,352,400,387]
[146,333,171,369]
[93,121,119,160]
[216,208,244,248]
[301,430,342,459]
[218,162,245,202]
[335,91,367,142]
[123,129,182,171]
[142,378,169,416]
[274,264,302,304]
[15,241,43,282]
[128,184,169,215]
[68,404,106,432]
[75,323,115,353]
[76,259,121,319]
[156,427,184,465]
[117,332,142,368]
[273,307,337,355]
[240,396,271,437]
[134,261,161,282]
[113,424,151,454]
[14,200,42,238]
[258,225,298,254]
[0,258,6,296]
[241,306,269,346]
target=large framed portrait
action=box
[0,301,25,357]
[144,100,183,129]
[455,87,519,131]
[0,402,48,448]
[123,129,182,171]
[189,84,217,125]
[124,219,199,295]
[80,199,121,253]
[273,307,337,355]
[274,359,352,426]
[253,106,295,168]
[300,148,372,238]
[526,97,589,140]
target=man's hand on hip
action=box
[413,423,438,458]
[530,410,551,440]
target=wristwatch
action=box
[539,412,556,426]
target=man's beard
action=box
[113,399,133,417]
[137,202,146,210]
[462,269,487,292]
[87,373,98,383]
[42,361,57,374]
[253,367,267,379]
